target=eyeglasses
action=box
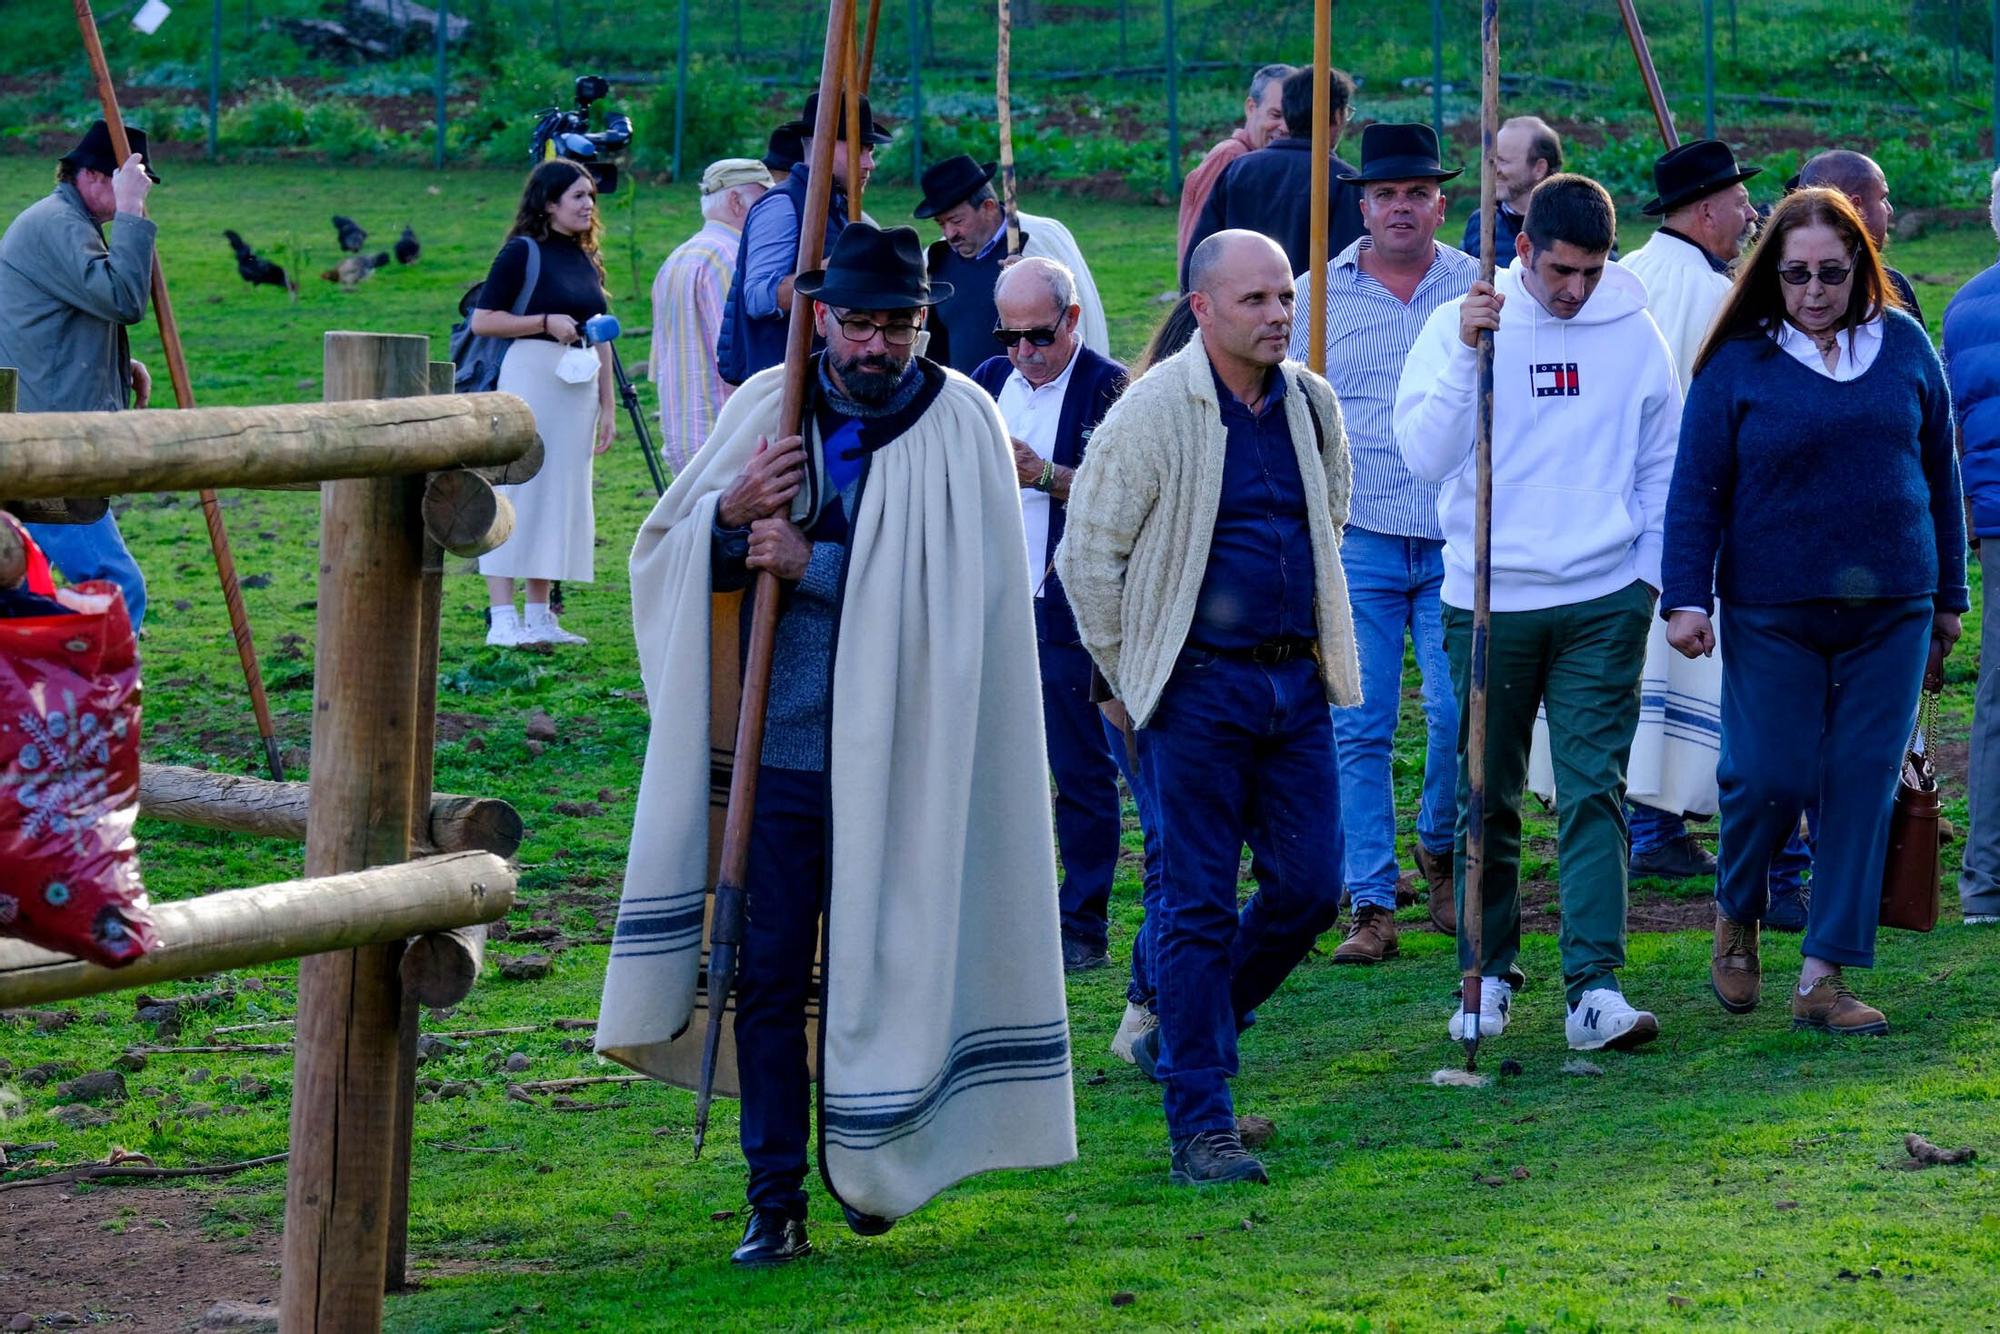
[993,325,1065,348]
[1776,261,1854,288]
[831,312,921,346]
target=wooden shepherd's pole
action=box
[860,0,885,92]
[1615,0,1681,150]
[1306,0,1332,373]
[72,0,287,785]
[844,12,865,222]
[692,0,858,1159]
[996,0,1022,255]
[1460,0,1501,1074]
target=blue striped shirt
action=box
[1290,237,1478,539]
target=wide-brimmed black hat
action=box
[913,154,999,219]
[763,124,802,174]
[794,223,952,310]
[61,120,162,183]
[1642,139,1761,215]
[781,91,893,146]
[1338,123,1460,184]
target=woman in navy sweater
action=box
[1660,188,1966,1037]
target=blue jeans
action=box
[1331,527,1456,910]
[1039,627,1124,953]
[1139,650,1343,1139]
[1714,599,1931,968]
[26,513,146,631]
[1107,722,1165,1008]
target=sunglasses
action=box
[1776,261,1854,288]
[994,325,1064,348]
[831,312,921,346]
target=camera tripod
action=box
[610,344,669,497]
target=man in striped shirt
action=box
[1289,123,1477,961]
[650,158,770,472]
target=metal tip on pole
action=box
[692,1124,706,1160]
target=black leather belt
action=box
[1196,637,1319,665]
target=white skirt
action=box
[477,337,599,584]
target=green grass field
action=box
[3,157,2000,1331]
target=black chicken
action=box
[394,225,420,265]
[224,229,296,299]
[332,215,367,253]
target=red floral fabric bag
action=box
[0,576,154,966]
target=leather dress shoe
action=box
[842,1203,894,1236]
[730,1209,811,1267]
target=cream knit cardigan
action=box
[1057,331,1361,727]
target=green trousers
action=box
[1443,580,1653,1004]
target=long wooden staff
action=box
[73,0,286,785]
[859,0,884,92]
[1615,0,1680,150]
[996,0,1022,255]
[843,15,865,223]
[1459,0,1501,1075]
[692,0,856,1159]
[1305,0,1331,372]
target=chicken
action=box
[394,225,420,265]
[320,252,391,289]
[332,215,367,253]
[223,229,296,299]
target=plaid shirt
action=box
[650,219,740,471]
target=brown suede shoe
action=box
[1711,911,1761,1014]
[1416,843,1456,934]
[1333,904,1399,964]
[1791,971,1889,1036]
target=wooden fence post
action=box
[281,332,432,1334]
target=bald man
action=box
[1799,149,1923,325]
[1060,230,1358,1188]
[1463,116,1561,267]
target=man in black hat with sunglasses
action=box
[717,90,891,387]
[911,153,1108,374]
[603,222,1076,1265]
[0,119,161,631]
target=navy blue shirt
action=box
[1188,363,1319,649]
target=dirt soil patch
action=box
[0,1185,278,1331]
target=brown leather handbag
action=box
[1881,640,1947,932]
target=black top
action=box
[1888,266,1925,329]
[925,239,1007,374]
[478,234,607,338]
[1181,138,1365,290]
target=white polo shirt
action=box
[995,350,1080,596]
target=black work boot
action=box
[1168,1128,1270,1187]
[730,1209,811,1267]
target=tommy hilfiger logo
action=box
[1531,362,1581,397]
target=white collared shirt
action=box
[996,349,1080,595]
[1772,315,1884,381]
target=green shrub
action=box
[303,100,386,159]
[219,81,310,149]
[635,59,769,180]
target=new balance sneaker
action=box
[1168,1129,1270,1187]
[1566,987,1660,1051]
[1447,975,1512,1041]
[1109,1001,1157,1064]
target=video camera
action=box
[531,74,634,194]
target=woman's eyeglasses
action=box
[994,326,1062,348]
[1777,261,1854,288]
[832,312,921,346]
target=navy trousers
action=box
[732,765,828,1218]
[1714,599,1932,968]
[1139,651,1343,1139]
[1039,617,1125,953]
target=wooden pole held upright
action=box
[997,0,1022,256]
[72,0,287,785]
[1615,0,1680,150]
[1306,0,1332,373]
[859,0,884,93]
[844,14,865,222]
[280,332,432,1334]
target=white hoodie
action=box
[1394,259,1681,613]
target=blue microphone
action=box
[582,313,621,347]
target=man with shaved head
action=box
[1799,149,1922,323]
[1462,115,1561,267]
[1060,229,1359,1187]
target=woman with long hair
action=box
[1661,188,1966,1035]
[469,159,616,646]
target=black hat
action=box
[1642,139,1761,216]
[782,91,893,145]
[61,120,162,183]
[913,154,999,219]
[763,125,803,174]
[1338,123,1461,184]
[794,223,952,310]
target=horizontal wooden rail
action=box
[138,763,523,859]
[0,851,514,1008]
[0,393,535,500]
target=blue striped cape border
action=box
[821,1018,1071,1152]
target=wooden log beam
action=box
[244,431,544,494]
[0,392,535,500]
[0,852,514,1008]
[136,764,523,859]
[420,469,515,558]
[399,925,488,1008]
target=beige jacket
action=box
[1056,332,1361,727]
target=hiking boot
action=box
[1447,975,1512,1041]
[1711,911,1761,1014]
[1416,842,1456,934]
[1566,987,1660,1051]
[1168,1129,1270,1187]
[1110,1001,1157,1063]
[1629,833,1717,880]
[1764,884,1810,932]
[1062,937,1109,973]
[1791,971,1889,1036]
[1332,904,1399,964]
[730,1210,811,1267]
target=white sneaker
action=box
[1109,1002,1157,1063]
[1447,976,1512,1041]
[1566,987,1660,1051]
[486,609,527,648]
[1965,914,2000,926]
[522,612,588,645]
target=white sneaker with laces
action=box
[523,610,588,645]
[1109,1002,1158,1063]
[486,608,527,648]
[1566,986,1660,1051]
[1965,914,2000,926]
[1447,976,1512,1041]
